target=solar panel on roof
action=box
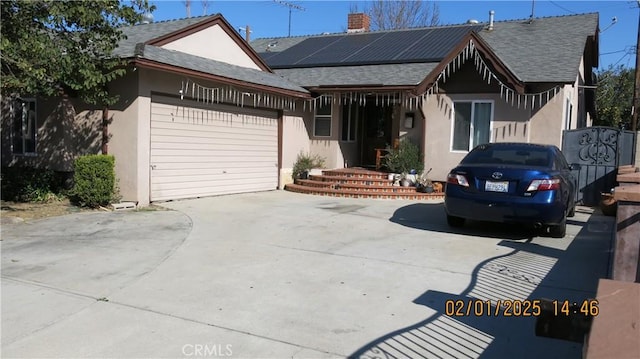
[265,36,343,67]
[295,32,387,66]
[399,26,481,61]
[265,24,484,68]
[346,29,432,63]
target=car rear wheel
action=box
[548,212,567,238]
[567,202,576,218]
[447,215,465,228]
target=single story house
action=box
[251,12,599,181]
[1,11,599,206]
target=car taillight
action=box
[447,173,469,187]
[527,178,561,191]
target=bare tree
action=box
[364,0,440,30]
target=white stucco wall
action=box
[421,89,575,181]
[281,108,310,188]
[161,24,261,70]
[107,72,144,205]
[528,88,565,148]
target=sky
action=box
[148,0,639,71]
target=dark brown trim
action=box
[415,32,525,95]
[306,85,414,93]
[133,59,311,99]
[147,14,272,73]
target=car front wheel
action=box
[447,215,465,228]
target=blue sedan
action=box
[444,143,577,238]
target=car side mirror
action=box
[569,163,581,170]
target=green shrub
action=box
[383,140,424,174]
[70,155,116,208]
[1,167,67,202]
[292,152,325,180]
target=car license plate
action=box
[485,181,509,192]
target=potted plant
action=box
[416,168,434,193]
[382,140,424,176]
[400,172,413,187]
[292,152,326,181]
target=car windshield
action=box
[462,145,551,167]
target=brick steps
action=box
[285,167,444,200]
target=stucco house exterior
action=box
[252,12,599,182]
[2,11,599,206]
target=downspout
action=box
[102,106,108,154]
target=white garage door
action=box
[150,96,279,201]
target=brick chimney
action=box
[348,13,370,33]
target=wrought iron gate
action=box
[562,127,636,206]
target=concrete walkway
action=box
[1,191,614,358]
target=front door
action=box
[360,103,393,167]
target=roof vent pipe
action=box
[488,10,495,30]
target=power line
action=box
[548,1,577,14]
[601,49,628,56]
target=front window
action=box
[12,98,37,155]
[314,103,332,137]
[341,103,358,142]
[451,101,492,152]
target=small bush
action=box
[383,140,424,174]
[70,155,116,208]
[292,152,325,180]
[1,167,67,202]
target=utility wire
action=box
[548,1,577,14]
[601,49,628,56]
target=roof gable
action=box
[115,14,271,72]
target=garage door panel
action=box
[151,153,277,163]
[151,136,275,148]
[150,100,279,201]
[151,148,277,158]
[151,101,278,119]
[149,161,278,171]
[151,120,277,133]
[152,167,277,178]
[151,184,272,202]
[152,172,277,186]
[151,126,275,140]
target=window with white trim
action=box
[341,103,358,142]
[314,103,332,137]
[451,101,492,152]
[12,98,37,155]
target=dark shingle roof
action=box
[113,15,217,57]
[477,13,599,83]
[137,45,308,93]
[275,63,438,87]
[251,13,598,86]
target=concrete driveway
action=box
[2,191,614,358]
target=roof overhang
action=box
[416,32,526,95]
[132,58,310,99]
[307,84,414,93]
